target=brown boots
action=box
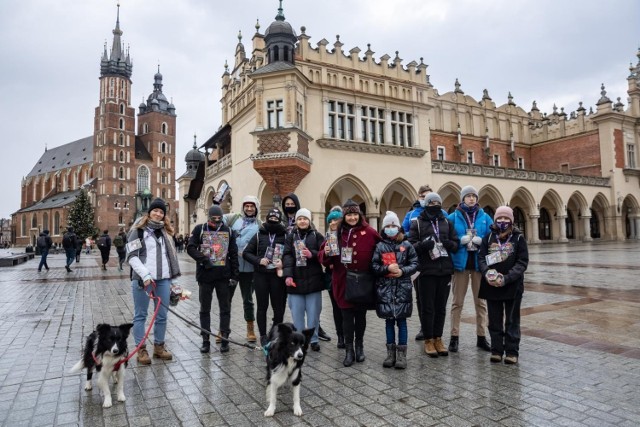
[153,343,173,360]
[424,337,448,357]
[246,321,257,342]
[137,347,151,365]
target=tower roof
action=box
[138,66,176,116]
[100,4,133,79]
[264,0,296,39]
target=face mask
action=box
[419,199,427,208]
[384,227,399,237]
[425,205,441,215]
[284,206,297,214]
[496,221,511,232]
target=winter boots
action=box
[153,343,173,360]
[336,334,345,349]
[383,344,396,368]
[343,345,355,367]
[448,336,459,353]
[246,321,257,343]
[200,339,210,354]
[434,337,448,356]
[477,335,492,352]
[424,339,438,357]
[395,345,407,369]
[355,341,366,363]
[137,347,151,365]
[220,333,230,353]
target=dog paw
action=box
[102,398,113,408]
[264,406,275,417]
[293,405,303,416]
[117,394,126,402]
[84,381,92,391]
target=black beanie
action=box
[208,205,224,218]
[148,198,167,215]
[342,199,361,215]
[266,208,283,223]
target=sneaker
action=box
[490,353,503,363]
[310,342,320,352]
[317,326,331,342]
[504,355,518,365]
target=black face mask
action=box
[283,206,297,215]
[264,221,281,233]
[425,206,442,216]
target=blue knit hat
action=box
[326,210,343,224]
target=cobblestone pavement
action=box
[1,242,639,426]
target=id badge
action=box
[264,246,274,261]
[341,247,353,263]
[466,229,477,251]
[437,242,448,257]
[429,245,441,260]
[126,238,142,253]
[486,251,501,266]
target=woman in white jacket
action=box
[127,198,181,365]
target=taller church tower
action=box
[93,4,136,227]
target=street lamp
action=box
[192,211,198,224]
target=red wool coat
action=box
[319,222,381,309]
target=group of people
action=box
[127,184,528,369]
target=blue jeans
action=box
[38,249,49,271]
[65,248,76,267]
[131,278,171,345]
[287,292,322,344]
[385,318,408,345]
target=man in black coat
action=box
[187,205,240,353]
[36,230,53,272]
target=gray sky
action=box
[1,0,638,219]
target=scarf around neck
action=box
[146,220,181,279]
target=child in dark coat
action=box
[372,211,418,369]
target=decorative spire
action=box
[482,89,492,101]
[577,101,585,112]
[255,19,260,33]
[596,83,611,105]
[508,91,515,106]
[276,0,285,21]
[224,60,229,73]
[454,78,464,94]
[193,134,198,149]
[100,3,132,78]
[237,30,242,43]
[531,100,539,111]
[552,103,558,115]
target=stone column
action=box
[635,217,640,240]
[368,214,379,231]
[557,215,569,242]
[322,97,330,138]
[629,215,637,239]
[582,216,593,242]
[529,215,541,244]
[355,104,362,142]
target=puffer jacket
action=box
[242,222,288,274]
[371,234,418,319]
[478,226,529,301]
[408,209,459,276]
[448,206,493,271]
[282,227,325,295]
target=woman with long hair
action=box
[127,198,181,365]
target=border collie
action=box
[264,323,314,417]
[69,323,133,408]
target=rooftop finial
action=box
[255,19,260,32]
[238,30,242,42]
[276,0,285,21]
[454,78,464,94]
[193,134,198,149]
[597,83,611,105]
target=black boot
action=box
[200,340,210,354]
[477,336,491,352]
[415,328,424,341]
[343,345,355,367]
[448,336,459,353]
[336,334,345,349]
[355,342,365,363]
[220,333,230,353]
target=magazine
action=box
[202,230,230,266]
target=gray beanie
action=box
[425,192,442,205]
[381,211,400,229]
[460,185,478,202]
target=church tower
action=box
[93,4,136,229]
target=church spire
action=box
[100,3,132,78]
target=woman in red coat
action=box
[319,199,381,367]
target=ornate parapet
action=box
[432,161,610,187]
[317,139,427,158]
[206,153,232,179]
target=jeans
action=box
[253,272,286,337]
[418,275,451,339]
[228,272,255,321]
[198,279,231,338]
[38,249,49,271]
[131,278,171,345]
[117,250,126,270]
[487,295,522,357]
[385,318,408,345]
[287,292,322,344]
[65,249,76,267]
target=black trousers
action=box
[418,274,451,339]
[253,272,286,337]
[487,296,522,357]
[329,287,343,336]
[341,307,367,346]
[199,279,231,338]
[99,248,109,265]
[413,277,423,329]
[228,272,255,322]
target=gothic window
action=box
[114,201,120,209]
[161,173,167,184]
[118,213,124,225]
[21,216,26,236]
[161,157,166,169]
[137,165,150,193]
[109,78,115,97]
[98,166,103,180]
[161,142,166,153]
[119,150,124,162]
[267,100,283,129]
[54,212,60,235]
[119,118,124,130]
[143,123,149,134]
[42,213,49,231]
[161,123,168,134]
[124,201,129,209]
[31,213,37,228]
[119,184,124,195]
[119,103,125,114]
[119,133,124,146]
[161,188,166,199]
[118,167,124,179]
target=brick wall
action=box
[614,129,624,168]
[258,133,290,153]
[530,130,601,175]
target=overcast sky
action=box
[1,0,638,219]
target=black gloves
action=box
[422,239,435,251]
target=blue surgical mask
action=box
[419,199,427,208]
[384,227,399,237]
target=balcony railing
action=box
[206,153,232,177]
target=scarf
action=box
[147,220,181,279]
[458,202,479,214]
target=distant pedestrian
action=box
[113,227,127,271]
[75,235,83,263]
[478,206,529,365]
[36,229,53,272]
[62,227,77,272]
[97,230,112,270]
[85,237,92,254]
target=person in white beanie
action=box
[447,185,493,353]
[372,211,418,369]
[223,195,261,343]
[282,208,326,351]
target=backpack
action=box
[97,236,108,248]
[113,234,125,249]
[37,236,47,248]
[62,233,74,249]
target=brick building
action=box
[12,5,177,246]
[176,2,640,242]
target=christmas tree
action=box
[68,189,98,239]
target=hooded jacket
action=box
[408,208,458,276]
[282,226,325,295]
[224,197,261,273]
[448,205,493,271]
[372,233,418,319]
[281,193,301,230]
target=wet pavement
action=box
[0,242,639,426]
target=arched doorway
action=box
[565,211,575,239]
[513,207,526,237]
[590,208,600,238]
[539,208,552,241]
[483,206,495,220]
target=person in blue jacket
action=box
[447,185,493,353]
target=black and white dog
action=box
[264,322,314,417]
[69,323,133,408]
